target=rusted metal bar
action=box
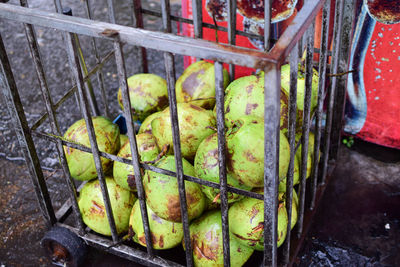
[269,0,325,63]
[113,40,155,257]
[0,33,56,227]
[164,52,193,267]
[329,1,356,162]
[214,61,230,267]
[310,0,331,209]
[0,3,277,68]
[59,223,184,267]
[19,0,85,233]
[263,63,281,267]
[299,23,315,229]
[84,0,110,118]
[63,28,119,242]
[281,42,298,264]
[321,0,345,185]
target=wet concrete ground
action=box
[1,0,400,266]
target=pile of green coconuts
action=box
[63,60,320,266]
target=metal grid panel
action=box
[0,0,346,266]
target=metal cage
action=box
[0,0,350,266]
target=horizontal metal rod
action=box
[58,223,184,267]
[31,131,264,200]
[30,49,115,131]
[0,3,276,68]
[140,8,264,41]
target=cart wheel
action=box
[41,226,87,267]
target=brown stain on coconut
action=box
[182,70,205,99]
[157,95,169,109]
[167,195,182,222]
[189,104,203,111]
[90,200,105,216]
[127,174,136,190]
[245,151,258,163]
[232,233,259,246]
[192,234,219,261]
[280,90,289,130]
[245,103,259,115]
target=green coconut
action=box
[228,196,288,250]
[143,155,206,222]
[151,103,216,160]
[120,134,129,147]
[117,73,168,121]
[129,200,183,249]
[223,72,289,133]
[175,60,230,110]
[63,116,120,181]
[194,132,252,204]
[226,116,290,188]
[113,133,159,191]
[138,111,163,134]
[78,177,135,236]
[280,63,319,130]
[188,210,254,267]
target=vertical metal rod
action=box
[52,0,82,115]
[321,0,345,185]
[263,63,280,267]
[107,0,116,25]
[0,33,56,227]
[84,0,110,118]
[20,0,85,233]
[310,0,331,209]
[191,0,203,39]
[164,52,193,267]
[264,0,272,51]
[297,23,315,235]
[227,0,236,79]
[113,40,154,257]
[61,7,99,117]
[160,5,192,263]
[215,61,230,267]
[281,42,298,264]
[129,0,148,73]
[160,0,171,33]
[63,30,119,242]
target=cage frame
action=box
[0,0,347,266]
